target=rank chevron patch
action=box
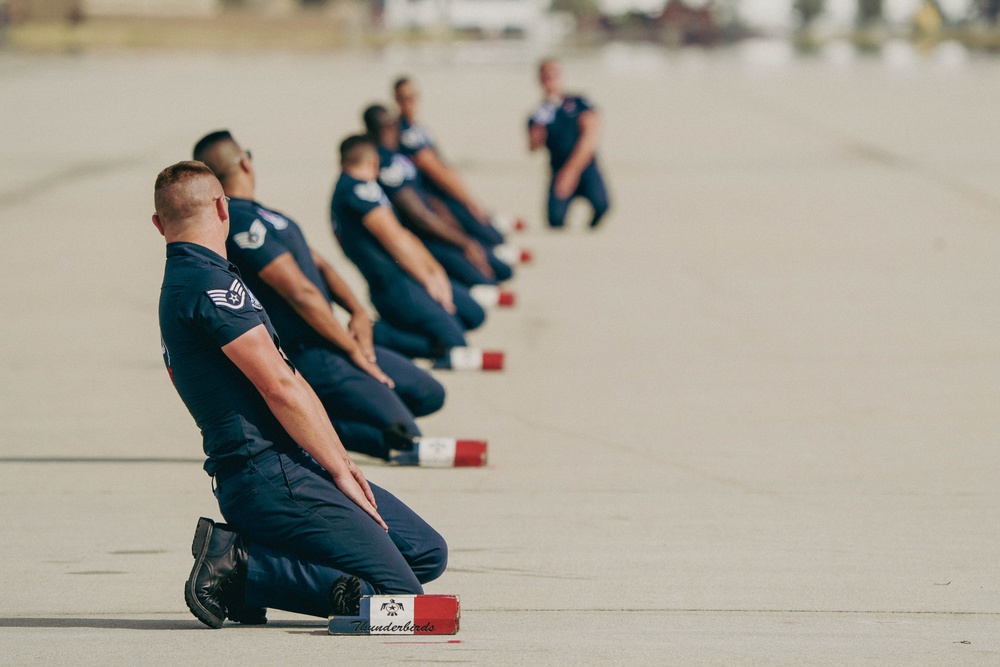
[233,219,267,250]
[207,279,247,310]
[354,181,384,203]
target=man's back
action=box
[159,241,291,474]
[226,198,329,350]
[330,171,404,293]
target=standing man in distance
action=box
[153,161,447,628]
[528,58,610,229]
[193,130,446,460]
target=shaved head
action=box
[193,130,245,186]
[153,161,222,229]
[363,104,391,138]
[339,134,378,167]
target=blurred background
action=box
[2,0,1000,54]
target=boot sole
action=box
[184,517,224,629]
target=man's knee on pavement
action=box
[491,257,513,282]
[413,531,448,584]
[456,296,486,332]
[408,378,446,417]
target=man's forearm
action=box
[393,188,470,249]
[395,233,442,288]
[283,281,358,353]
[528,123,547,151]
[561,112,601,177]
[222,324,350,476]
[364,207,450,293]
[253,351,353,477]
[560,137,597,178]
[221,324,384,527]
[414,150,478,211]
[312,251,368,316]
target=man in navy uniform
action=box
[330,134,489,362]
[393,76,508,248]
[153,161,447,628]
[361,105,513,288]
[528,58,610,229]
[193,130,445,460]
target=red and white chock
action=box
[470,285,516,308]
[328,594,460,635]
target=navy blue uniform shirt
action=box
[529,95,595,171]
[377,146,421,197]
[376,145,438,238]
[159,242,295,474]
[330,172,404,293]
[226,198,330,350]
[397,118,435,160]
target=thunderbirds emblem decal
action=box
[380,599,405,617]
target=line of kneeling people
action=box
[154,89,530,629]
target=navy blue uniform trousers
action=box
[548,161,610,229]
[216,447,447,617]
[370,275,486,359]
[288,343,444,459]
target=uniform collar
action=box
[166,242,234,271]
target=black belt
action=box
[212,447,285,485]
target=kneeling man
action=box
[153,161,447,627]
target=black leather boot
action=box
[184,517,265,628]
[383,421,416,457]
[329,575,362,616]
[220,543,267,626]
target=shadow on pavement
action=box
[0,617,327,631]
[0,618,201,630]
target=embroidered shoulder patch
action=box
[400,126,427,149]
[531,103,556,126]
[354,181,384,203]
[379,162,405,188]
[207,279,248,310]
[258,208,289,230]
[233,219,267,250]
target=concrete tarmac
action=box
[1,41,999,664]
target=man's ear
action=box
[152,213,166,237]
[215,196,230,226]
